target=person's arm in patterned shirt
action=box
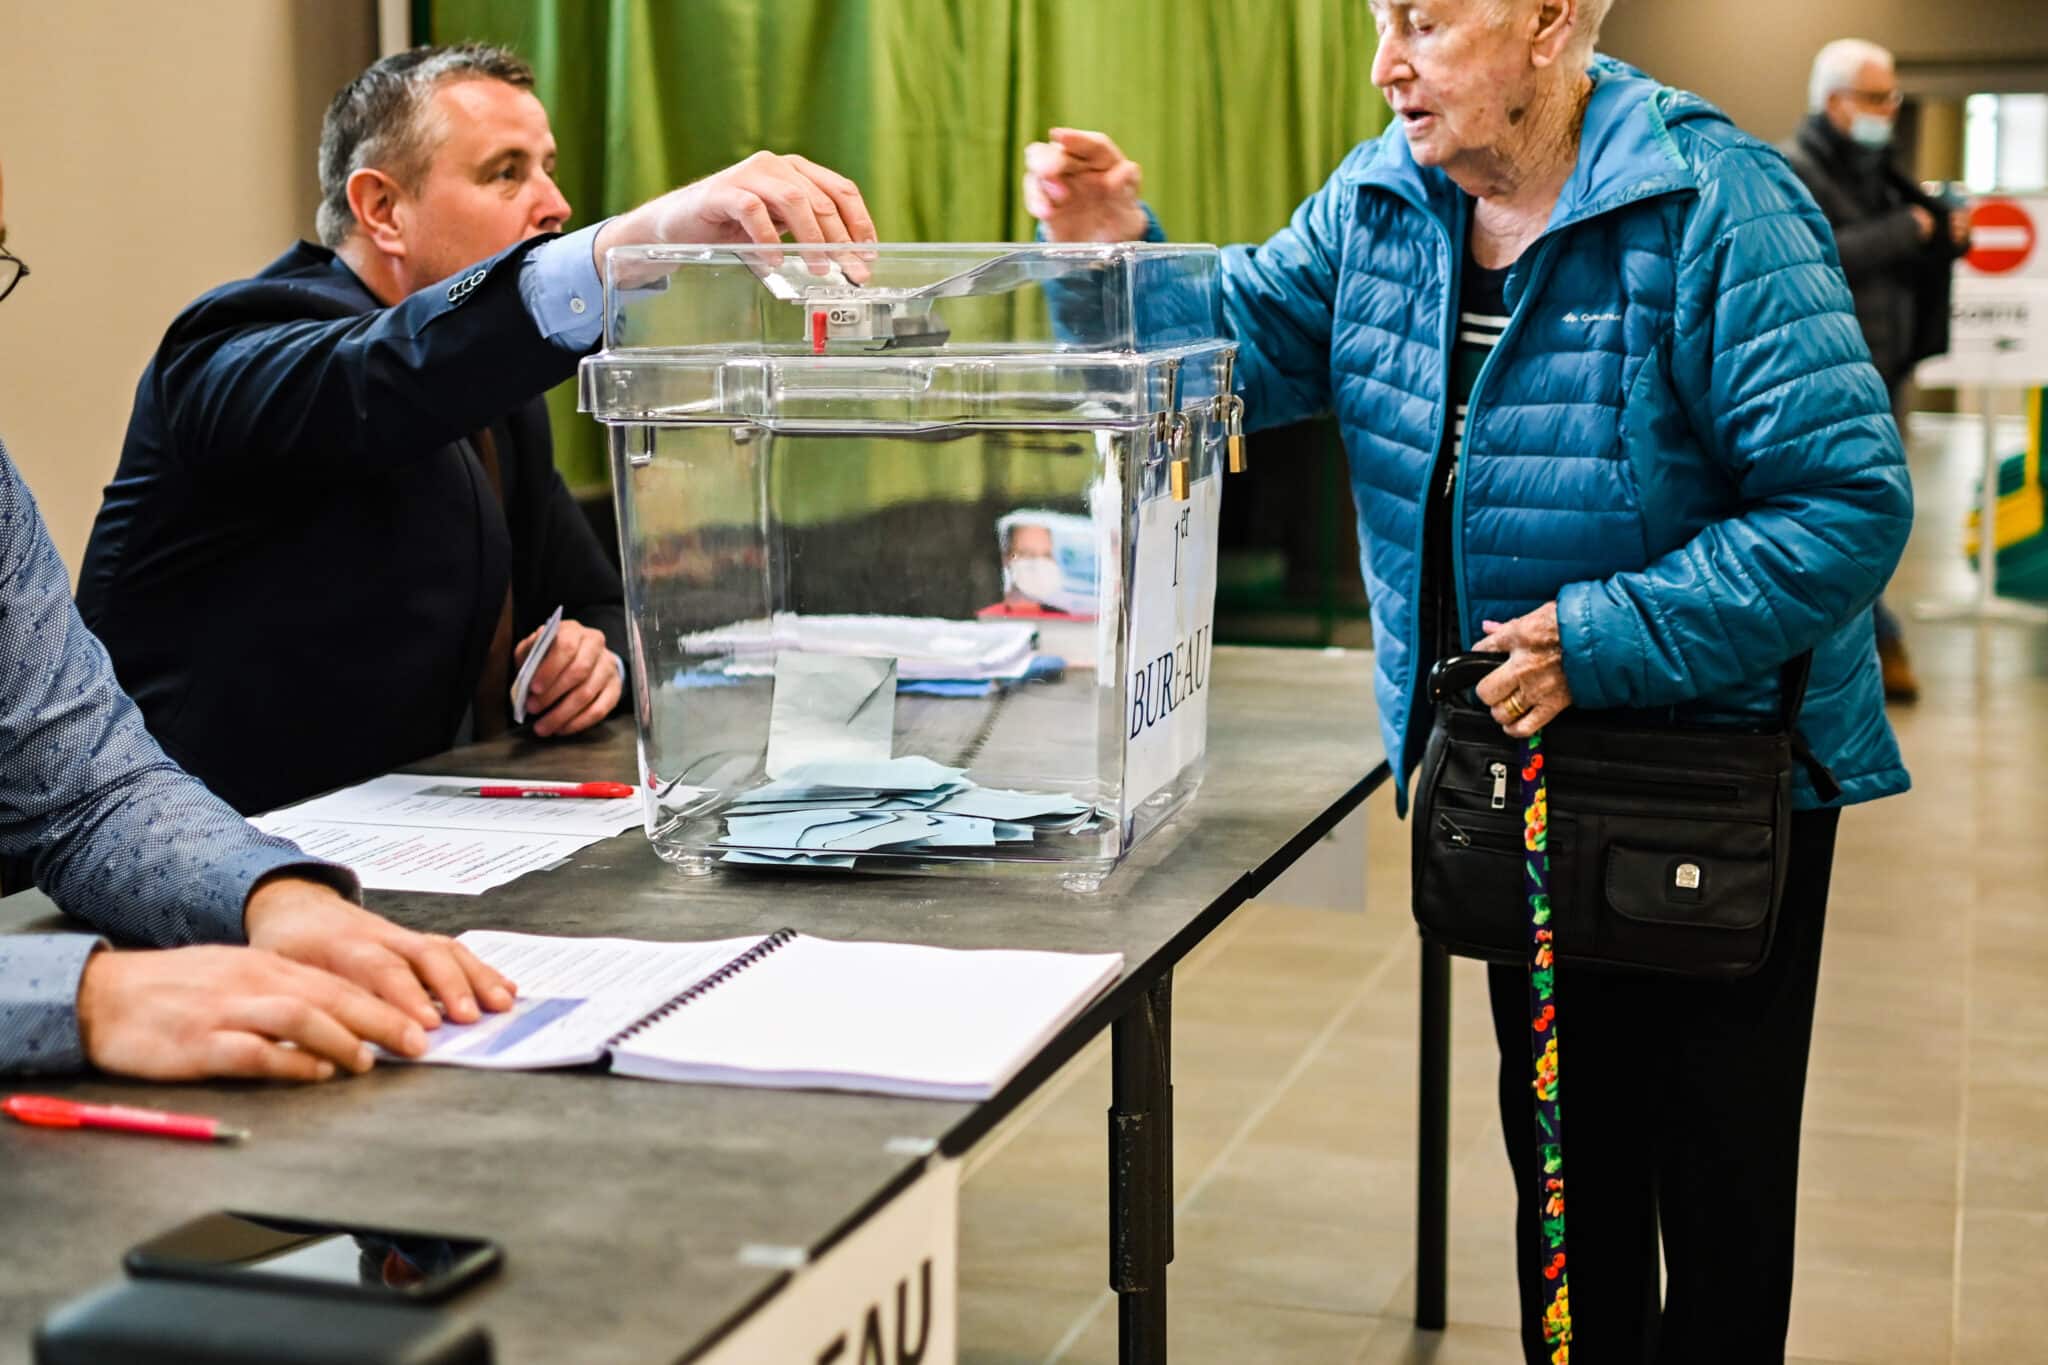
[0,930,431,1080]
[0,437,513,1076]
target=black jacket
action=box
[1782,114,1968,384]
[76,237,626,815]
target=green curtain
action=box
[428,0,1389,491]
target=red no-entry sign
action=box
[1967,198,2038,276]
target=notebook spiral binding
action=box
[950,686,1009,769]
[606,928,799,1048]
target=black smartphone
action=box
[124,1211,501,1303]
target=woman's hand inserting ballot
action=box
[514,617,622,739]
[593,150,878,283]
[1023,128,1151,244]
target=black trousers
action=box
[1487,808,1842,1365]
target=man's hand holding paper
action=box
[514,616,622,738]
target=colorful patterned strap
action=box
[1523,733,1571,1361]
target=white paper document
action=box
[255,817,593,896]
[413,931,757,1069]
[253,773,645,895]
[683,614,1038,681]
[411,928,1125,1100]
[610,934,1125,1100]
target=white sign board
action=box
[1916,276,2048,388]
[699,1158,959,1365]
[1122,473,1220,819]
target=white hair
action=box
[1808,38,1894,113]
[1490,0,1618,69]
[1572,0,1615,58]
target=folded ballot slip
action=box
[511,605,565,725]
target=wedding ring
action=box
[1502,693,1529,720]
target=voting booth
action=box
[581,242,1240,889]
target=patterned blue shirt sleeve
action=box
[0,934,103,1074]
[518,223,608,351]
[0,436,359,951]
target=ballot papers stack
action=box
[584,241,1240,888]
[717,756,1098,870]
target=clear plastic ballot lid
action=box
[578,242,1232,430]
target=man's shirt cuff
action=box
[0,934,105,1075]
[519,222,609,352]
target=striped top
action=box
[1447,259,1511,483]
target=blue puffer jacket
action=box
[1209,59,1912,811]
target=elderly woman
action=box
[1025,0,1910,1360]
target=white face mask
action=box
[1849,113,1894,149]
[1005,555,1065,606]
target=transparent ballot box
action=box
[580,242,1242,890]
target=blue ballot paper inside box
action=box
[716,757,1092,871]
[581,242,1237,888]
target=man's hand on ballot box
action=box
[514,617,623,739]
[1024,128,1151,244]
[243,876,517,1033]
[592,150,878,283]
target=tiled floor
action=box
[957,410,2048,1364]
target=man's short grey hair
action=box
[315,43,536,248]
[1808,38,1893,114]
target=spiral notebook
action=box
[415,928,1124,1101]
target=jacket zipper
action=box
[1404,193,1468,732]
[1449,233,1563,637]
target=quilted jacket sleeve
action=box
[1219,145,1376,433]
[1557,142,1914,709]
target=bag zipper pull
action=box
[1490,761,1508,810]
[1438,813,1472,847]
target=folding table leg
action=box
[1415,940,1451,1329]
[1110,971,1173,1364]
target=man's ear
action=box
[345,166,409,258]
[1527,0,1577,70]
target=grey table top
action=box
[0,646,1386,1364]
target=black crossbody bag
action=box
[1411,652,1840,979]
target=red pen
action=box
[472,782,635,800]
[422,782,637,800]
[4,1094,248,1143]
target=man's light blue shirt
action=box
[518,223,608,353]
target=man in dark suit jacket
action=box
[76,44,875,814]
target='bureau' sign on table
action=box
[1123,471,1221,835]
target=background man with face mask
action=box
[1783,38,1972,703]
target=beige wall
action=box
[0,0,378,576]
[1600,0,2048,145]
